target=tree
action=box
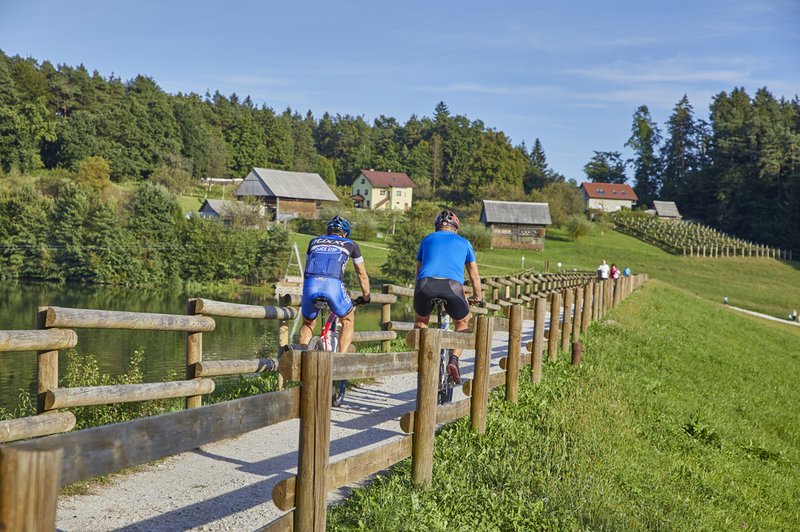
[381,201,441,284]
[466,130,526,198]
[77,155,111,189]
[625,105,662,205]
[583,151,627,183]
[523,138,553,192]
[529,181,585,227]
[660,95,697,201]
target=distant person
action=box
[610,263,620,279]
[623,266,631,277]
[597,259,610,280]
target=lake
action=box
[0,281,404,412]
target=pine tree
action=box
[626,105,662,206]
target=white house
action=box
[351,169,416,211]
[580,182,638,212]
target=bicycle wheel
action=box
[438,348,454,404]
[310,336,347,407]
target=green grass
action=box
[309,224,799,319]
[177,194,202,214]
[328,280,800,530]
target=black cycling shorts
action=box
[413,277,470,321]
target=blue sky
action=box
[1,0,798,181]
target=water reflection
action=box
[0,281,403,412]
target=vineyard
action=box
[611,211,793,260]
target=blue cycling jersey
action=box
[304,235,363,280]
[301,234,363,319]
[416,230,476,284]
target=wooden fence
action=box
[0,271,647,531]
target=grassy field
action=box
[297,225,799,320]
[328,280,800,530]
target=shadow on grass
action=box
[546,233,575,243]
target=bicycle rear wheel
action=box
[310,336,347,407]
[438,348,454,404]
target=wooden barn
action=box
[234,168,339,220]
[480,200,552,250]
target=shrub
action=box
[62,349,181,429]
[565,215,592,240]
[459,223,492,251]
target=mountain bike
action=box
[308,297,364,408]
[432,298,455,405]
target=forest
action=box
[0,49,798,279]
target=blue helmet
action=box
[326,215,351,237]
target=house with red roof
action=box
[580,182,638,212]
[351,169,416,211]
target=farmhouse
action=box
[580,182,638,212]
[234,168,338,220]
[480,200,552,250]
[351,169,415,211]
[649,200,682,220]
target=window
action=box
[380,189,386,196]
[360,178,366,184]
[613,190,618,195]
[395,190,402,196]
[621,191,627,196]
[366,199,370,207]
[597,188,605,194]
[355,189,360,195]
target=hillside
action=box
[328,279,800,529]
[294,225,800,320]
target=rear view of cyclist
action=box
[299,215,371,355]
[414,209,484,384]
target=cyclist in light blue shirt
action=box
[414,209,484,383]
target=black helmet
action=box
[434,209,460,231]
[326,215,351,237]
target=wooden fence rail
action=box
[0,271,647,531]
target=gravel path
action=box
[726,305,800,327]
[56,324,527,531]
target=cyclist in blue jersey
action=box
[414,209,484,383]
[299,215,371,355]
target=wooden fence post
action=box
[505,305,523,404]
[548,292,562,362]
[471,316,493,434]
[0,446,63,531]
[592,282,601,320]
[277,319,288,390]
[295,348,332,531]
[581,283,593,334]
[381,285,392,353]
[572,287,583,341]
[531,298,546,385]
[36,307,57,414]
[186,299,203,409]
[561,289,574,352]
[412,328,441,488]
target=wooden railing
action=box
[0,271,647,531]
